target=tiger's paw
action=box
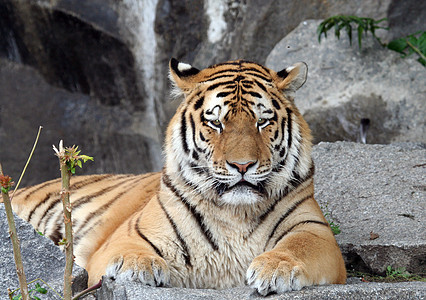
[105,253,170,287]
[246,253,311,296]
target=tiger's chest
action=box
[159,217,264,289]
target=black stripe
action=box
[36,175,130,230]
[254,79,267,92]
[207,81,236,91]
[74,219,103,247]
[49,227,62,245]
[22,179,61,203]
[272,220,329,248]
[71,174,113,189]
[135,213,163,258]
[27,191,57,223]
[277,68,289,79]
[245,72,272,82]
[180,109,189,153]
[158,198,191,266]
[216,91,233,98]
[189,114,204,153]
[193,96,205,110]
[272,99,280,110]
[162,174,219,251]
[203,74,235,82]
[286,108,292,149]
[35,195,61,229]
[72,175,132,210]
[247,177,312,239]
[74,176,143,241]
[265,194,312,249]
[273,130,279,140]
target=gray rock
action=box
[388,0,426,40]
[0,204,87,299]
[266,20,426,144]
[98,278,426,300]
[0,0,164,187]
[0,58,162,187]
[313,142,426,275]
[96,142,425,299]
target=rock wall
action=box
[0,207,87,299]
[266,20,425,144]
[0,0,424,185]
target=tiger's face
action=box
[166,59,312,206]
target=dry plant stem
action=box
[59,160,73,300]
[11,126,43,201]
[72,279,102,300]
[0,165,29,300]
[406,40,426,61]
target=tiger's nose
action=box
[227,160,257,174]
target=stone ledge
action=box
[97,278,425,300]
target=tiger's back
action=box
[10,58,346,295]
[11,173,161,267]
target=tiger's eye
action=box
[257,118,267,125]
[212,119,221,126]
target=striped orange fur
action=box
[11,59,346,295]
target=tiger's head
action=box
[165,59,313,206]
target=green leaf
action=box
[80,155,94,162]
[357,26,364,48]
[77,160,82,168]
[1,186,8,194]
[32,296,41,300]
[346,24,353,45]
[36,287,47,294]
[387,38,407,53]
[417,31,426,54]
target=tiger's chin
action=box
[219,182,265,205]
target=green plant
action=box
[321,203,341,235]
[317,15,426,66]
[55,144,94,175]
[12,282,47,300]
[317,15,388,48]
[53,141,93,300]
[348,267,426,283]
[385,266,411,279]
[329,219,341,235]
[387,31,426,66]
[1,127,43,300]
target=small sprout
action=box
[0,174,14,194]
[53,141,94,174]
[58,238,67,246]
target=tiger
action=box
[9,58,346,295]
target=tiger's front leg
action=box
[246,224,346,295]
[86,199,170,287]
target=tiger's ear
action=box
[275,62,308,98]
[169,58,201,94]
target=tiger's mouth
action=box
[215,180,266,196]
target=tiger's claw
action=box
[105,253,170,287]
[246,253,310,295]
